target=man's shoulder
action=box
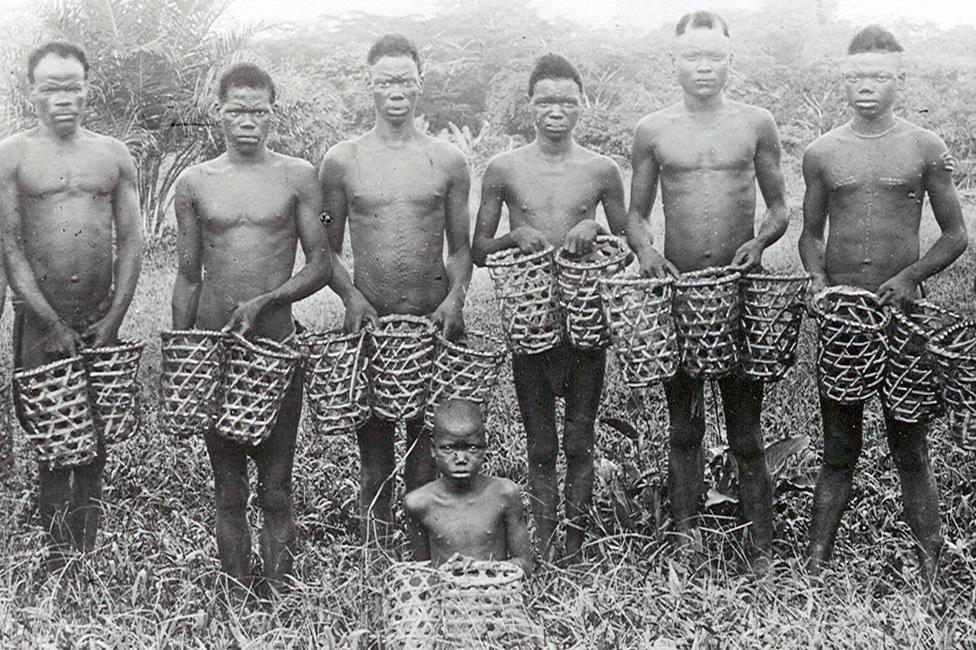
[323,136,361,163]
[0,131,30,163]
[804,126,846,159]
[421,134,467,168]
[404,481,438,512]
[897,120,947,153]
[486,475,521,499]
[270,151,316,174]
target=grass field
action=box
[1,202,975,649]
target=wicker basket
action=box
[486,246,562,355]
[159,330,224,438]
[382,562,442,650]
[369,315,436,422]
[929,320,976,451]
[215,335,300,446]
[554,236,630,350]
[599,275,679,387]
[296,329,370,436]
[811,286,890,404]
[739,273,810,382]
[82,340,144,445]
[13,356,97,470]
[423,331,507,431]
[884,301,959,423]
[673,266,741,378]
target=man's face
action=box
[217,85,273,154]
[29,54,88,136]
[672,27,732,100]
[368,55,422,125]
[431,424,487,482]
[842,52,902,118]
[529,77,582,140]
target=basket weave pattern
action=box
[369,315,436,421]
[554,236,629,349]
[382,562,442,650]
[215,335,300,446]
[812,286,889,404]
[297,330,369,435]
[423,332,506,431]
[13,356,97,470]
[83,340,144,445]
[739,273,810,382]
[486,247,562,355]
[884,302,958,423]
[673,267,741,378]
[929,320,976,451]
[599,275,679,387]
[159,330,224,438]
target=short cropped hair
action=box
[675,11,730,37]
[367,33,422,74]
[527,54,583,97]
[848,25,903,54]
[27,41,89,83]
[218,62,276,104]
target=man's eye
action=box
[254,109,269,117]
[874,74,892,82]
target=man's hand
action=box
[637,246,679,279]
[509,226,549,255]
[877,271,917,310]
[343,291,379,333]
[83,314,122,349]
[563,220,599,256]
[731,238,764,272]
[805,275,829,316]
[44,319,83,358]
[224,295,272,337]
[431,295,464,341]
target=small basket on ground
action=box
[369,315,436,422]
[599,275,679,387]
[673,266,741,378]
[381,562,442,650]
[554,236,630,349]
[215,335,300,446]
[296,329,369,435]
[811,286,890,404]
[884,301,959,423]
[82,340,145,445]
[928,320,976,451]
[423,331,507,431]
[13,356,97,470]
[739,273,811,382]
[159,330,225,438]
[486,246,562,355]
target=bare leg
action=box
[37,464,73,571]
[356,416,396,543]
[403,417,435,494]
[204,431,252,582]
[663,370,706,543]
[69,441,107,552]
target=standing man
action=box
[0,41,143,572]
[171,63,332,592]
[472,54,628,563]
[798,26,967,580]
[625,12,790,572]
[319,34,472,543]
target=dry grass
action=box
[1,203,975,649]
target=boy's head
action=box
[672,10,732,100]
[843,25,904,116]
[431,400,487,482]
[366,33,423,124]
[527,54,583,140]
[215,62,276,153]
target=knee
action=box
[214,483,248,516]
[527,438,558,469]
[258,484,292,518]
[562,429,594,464]
[888,431,929,474]
[669,421,704,451]
[822,439,861,473]
[728,432,765,464]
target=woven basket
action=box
[423,331,507,431]
[811,286,889,404]
[82,340,145,445]
[215,335,300,446]
[296,329,370,435]
[369,315,436,421]
[554,236,630,350]
[486,246,562,355]
[599,275,679,387]
[739,273,810,382]
[673,266,741,378]
[884,301,959,423]
[382,562,442,650]
[13,356,97,470]
[929,320,976,451]
[159,330,224,438]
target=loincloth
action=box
[513,342,606,399]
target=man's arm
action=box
[625,119,676,277]
[403,493,431,562]
[797,145,830,298]
[0,139,80,355]
[318,144,378,333]
[564,159,628,256]
[502,481,534,577]
[732,111,790,271]
[87,141,144,347]
[430,147,473,340]
[471,156,547,266]
[878,135,968,307]
[171,170,203,329]
[225,161,333,335]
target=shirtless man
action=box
[172,63,332,591]
[319,34,471,542]
[0,41,143,571]
[405,399,533,576]
[625,12,790,571]
[798,26,967,580]
[472,54,628,563]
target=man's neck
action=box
[534,133,574,158]
[440,474,480,495]
[683,91,725,113]
[38,121,80,143]
[374,116,418,145]
[225,145,268,165]
[850,110,898,137]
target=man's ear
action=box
[363,70,372,90]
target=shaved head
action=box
[432,399,485,441]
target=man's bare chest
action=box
[824,150,924,197]
[656,129,755,173]
[194,179,295,230]
[504,168,602,217]
[18,150,117,199]
[345,159,447,214]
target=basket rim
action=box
[740,272,812,284]
[13,354,84,381]
[554,235,629,271]
[81,339,146,356]
[161,328,225,340]
[294,328,365,347]
[928,318,976,362]
[674,265,741,289]
[435,330,508,359]
[228,333,300,361]
[811,285,890,331]
[373,314,437,338]
[598,274,674,289]
[439,559,526,585]
[485,245,555,268]
[889,300,959,340]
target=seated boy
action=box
[404,400,534,576]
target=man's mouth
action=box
[855,100,879,108]
[52,113,77,121]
